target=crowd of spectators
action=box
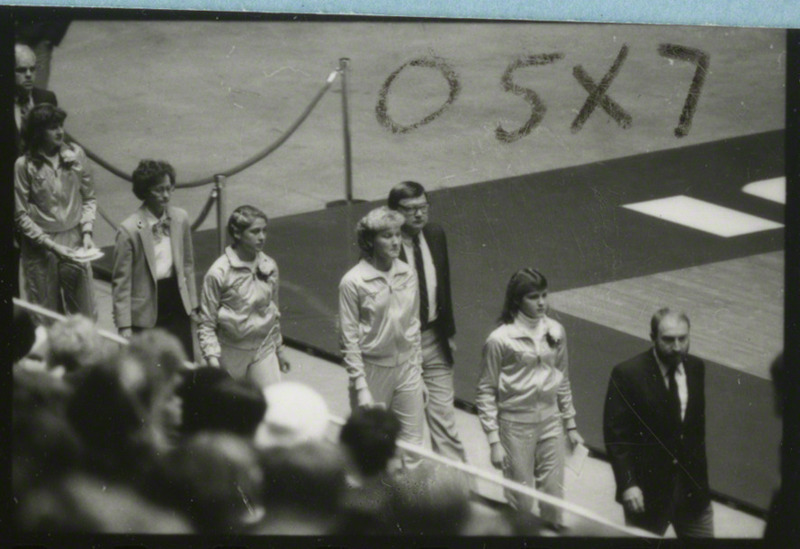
[13,305,544,536]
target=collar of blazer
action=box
[134,205,181,282]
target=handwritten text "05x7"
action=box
[375,44,709,143]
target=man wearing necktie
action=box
[15,43,58,156]
[14,43,58,299]
[388,181,467,464]
[603,308,713,538]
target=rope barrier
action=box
[65,68,340,190]
[15,295,654,539]
[97,204,120,232]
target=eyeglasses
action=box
[398,203,430,214]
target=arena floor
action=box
[50,18,785,535]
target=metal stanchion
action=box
[214,174,227,256]
[327,58,365,208]
[340,57,354,202]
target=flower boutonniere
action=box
[255,257,274,282]
[59,146,78,169]
[545,324,562,349]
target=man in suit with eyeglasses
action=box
[388,181,467,465]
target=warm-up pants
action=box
[499,415,566,525]
[351,359,426,470]
[219,341,281,389]
[20,226,96,321]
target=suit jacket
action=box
[111,205,198,329]
[14,87,58,155]
[400,222,456,363]
[603,349,710,524]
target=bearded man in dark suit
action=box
[603,308,713,538]
[388,181,467,464]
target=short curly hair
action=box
[132,159,176,201]
[227,205,269,243]
[22,103,66,155]
[355,206,405,258]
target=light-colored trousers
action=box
[420,328,467,463]
[20,226,97,321]
[350,359,426,470]
[219,341,281,389]
[499,415,566,525]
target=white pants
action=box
[351,360,426,470]
[499,415,566,525]
[219,342,281,389]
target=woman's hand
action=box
[189,308,202,324]
[566,428,585,450]
[490,442,509,470]
[82,233,94,250]
[51,243,77,262]
[207,356,221,368]
[356,387,375,408]
[277,347,291,373]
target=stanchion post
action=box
[214,174,227,256]
[339,57,354,203]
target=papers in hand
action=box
[71,247,104,263]
[566,442,589,477]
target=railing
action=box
[13,296,655,538]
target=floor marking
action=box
[742,177,785,204]
[549,251,783,380]
[622,195,783,237]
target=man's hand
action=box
[119,327,133,340]
[622,486,645,514]
[277,347,291,373]
[490,442,509,470]
[448,337,457,354]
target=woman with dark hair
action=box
[338,206,426,469]
[111,159,198,359]
[14,103,97,319]
[475,268,584,529]
[197,205,290,387]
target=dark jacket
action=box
[400,222,456,363]
[603,350,710,528]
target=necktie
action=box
[153,216,171,241]
[667,364,682,423]
[412,234,429,328]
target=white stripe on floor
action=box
[742,177,786,205]
[622,195,783,237]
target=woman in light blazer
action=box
[112,159,199,360]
